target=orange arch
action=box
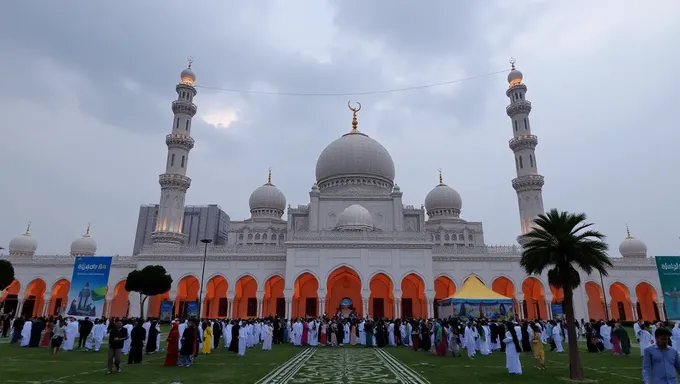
[636,282,658,322]
[147,292,171,318]
[49,279,70,317]
[521,277,546,319]
[610,282,632,321]
[370,273,395,319]
[23,279,47,317]
[401,273,426,319]
[1,279,20,300]
[491,277,519,317]
[550,285,564,303]
[234,275,257,318]
[203,276,228,318]
[326,267,362,318]
[0,280,21,316]
[584,282,606,321]
[263,275,285,317]
[293,273,318,318]
[175,275,199,318]
[434,276,456,299]
[106,280,129,318]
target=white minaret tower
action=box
[506,58,545,235]
[151,58,197,245]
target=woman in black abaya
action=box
[146,321,159,354]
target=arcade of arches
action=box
[0,275,665,323]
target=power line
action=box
[194,68,510,97]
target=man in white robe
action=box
[672,322,680,351]
[262,322,273,351]
[93,320,106,352]
[293,320,302,346]
[388,322,396,346]
[238,322,247,356]
[20,320,32,347]
[358,320,365,345]
[464,323,477,359]
[63,318,78,351]
[553,322,564,353]
[122,321,133,355]
[225,321,233,348]
[399,323,407,346]
[600,321,612,350]
[142,320,151,345]
[309,320,318,347]
[178,320,187,351]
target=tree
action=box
[519,209,612,381]
[125,265,172,319]
[0,259,15,291]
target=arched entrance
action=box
[492,276,518,316]
[108,280,129,318]
[293,273,318,318]
[263,275,284,317]
[24,279,47,317]
[147,292,171,318]
[636,282,659,322]
[401,273,426,319]
[49,279,70,316]
[521,277,546,320]
[204,276,228,318]
[326,267,362,318]
[176,275,199,318]
[434,276,455,319]
[610,282,632,321]
[1,280,21,316]
[584,281,606,321]
[233,275,257,318]
[370,273,395,319]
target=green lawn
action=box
[0,338,644,384]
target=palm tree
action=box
[519,209,612,381]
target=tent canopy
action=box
[445,276,511,301]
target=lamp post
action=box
[198,238,212,319]
[599,270,610,320]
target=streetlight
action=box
[599,270,610,320]
[198,238,212,319]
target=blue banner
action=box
[656,256,680,320]
[66,256,112,318]
[551,303,564,319]
[160,301,173,322]
[187,301,198,318]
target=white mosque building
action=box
[1,61,662,324]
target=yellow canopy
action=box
[446,276,512,301]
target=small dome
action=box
[335,204,374,231]
[180,65,196,86]
[9,224,37,256]
[71,226,97,256]
[249,180,286,218]
[315,132,395,187]
[425,182,463,217]
[618,233,647,258]
[508,69,523,85]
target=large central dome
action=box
[315,131,396,190]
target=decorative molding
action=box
[286,243,431,249]
[165,134,195,150]
[136,254,285,262]
[508,135,538,152]
[317,177,393,195]
[432,245,522,255]
[506,83,527,96]
[151,231,187,245]
[171,100,197,116]
[159,173,191,191]
[506,100,532,117]
[140,244,287,255]
[288,231,430,242]
[512,175,544,192]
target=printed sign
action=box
[66,256,112,318]
[656,256,680,320]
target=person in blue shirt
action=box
[643,327,680,384]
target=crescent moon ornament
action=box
[348,101,362,113]
[187,56,194,69]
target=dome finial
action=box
[626,223,632,239]
[267,167,272,184]
[85,222,91,237]
[25,221,31,234]
[348,101,362,133]
[187,56,194,69]
[438,168,443,185]
[509,57,516,70]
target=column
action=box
[545,300,552,320]
[657,302,666,321]
[631,301,638,321]
[517,301,524,320]
[42,296,51,317]
[427,299,434,319]
[285,299,292,319]
[257,299,263,318]
[15,299,24,318]
[362,298,369,318]
[318,297,325,317]
[227,299,233,319]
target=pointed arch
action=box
[0,280,21,316]
[609,282,632,321]
[204,275,228,318]
[234,275,258,318]
[492,276,519,317]
[434,275,455,320]
[370,273,395,319]
[636,282,659,322]
[401,273,426,319]
[264,275,285,317]
[584,281,606,321]
[24,278,47,317]
[293,273,318,318]
[175,275,200,318]
[108,280,129,318]
[49,279,70,317]
[521,277,546,320]
[326,266,362,318]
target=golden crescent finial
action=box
[187,56,194,69]
[268,167,272,184]
[626,223,632,238]
[509,57,516,70]
[438,168,443,185]
[86,222,91,236]
[25,221,31,234]
[348,101,361,132]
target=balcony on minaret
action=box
[508,135,538,152]
[512,174,545,192]
[171,100,197,116]
[166,134,195,151]
[506,100,532,117]
[158,173,192,190]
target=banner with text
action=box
[66,256,112,318]
[655,256,680,320]
[160,301,173,322]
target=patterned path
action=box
[256,347,430,384]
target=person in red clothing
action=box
[164,322,180,367]
[41,318,53,347]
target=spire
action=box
[510,57,516,70]
[438,168,444,185]
[187,56,193,69]
[348,101,362,133]
[25,221,31,234]
[85,222,91,237]
[626,223,632,239]
[267,167,272,185]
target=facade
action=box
[1,62,663,324]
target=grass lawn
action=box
[0,336,644,383]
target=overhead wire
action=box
[194,68,510,97]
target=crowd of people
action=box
[2,312,679,377]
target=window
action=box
[276,298,286,317]
[373,298,385,318]
[514,120,518,131]
[247,298,257,317]
[248,233,253,240]
[171,153,175,166]
[401,298,413,318]
[444,234,450,241]
[181,155,185,168]
[523,118,528,130]
[263,234,268,240]
[529,154,534,167]
[175,118,179,129]
[255,233,261,240]
[515,157,519,171]
[519,156,523,169]
[305,298,317,317]
[468,234,473,241]
[185,120,189,130]
[218,298,228,317]
[239,233,244,240]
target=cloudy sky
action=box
[1,0,678,257]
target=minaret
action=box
[506,58,545,235]
[151,58,197,245]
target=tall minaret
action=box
[151,58,197,245]
[506,58,545,235]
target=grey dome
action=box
[249,183,286,217]
[180,67,196,86]
[335,204,374,231]
[315,132,395,186]
[425,183,463,213]
[618,235,647,258]
[508,69,523,85]
[9,228,37,256]
[71,231,97,256]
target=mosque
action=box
[1,61,662,324]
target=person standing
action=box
[50,319,67,358]
[164,322,180,367]
[128,320,146,364]
[531,323,545,370]
[107,320,128,374]
[78,317,93,349]
[643,327,680,384]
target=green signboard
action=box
[655,256,680,320]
